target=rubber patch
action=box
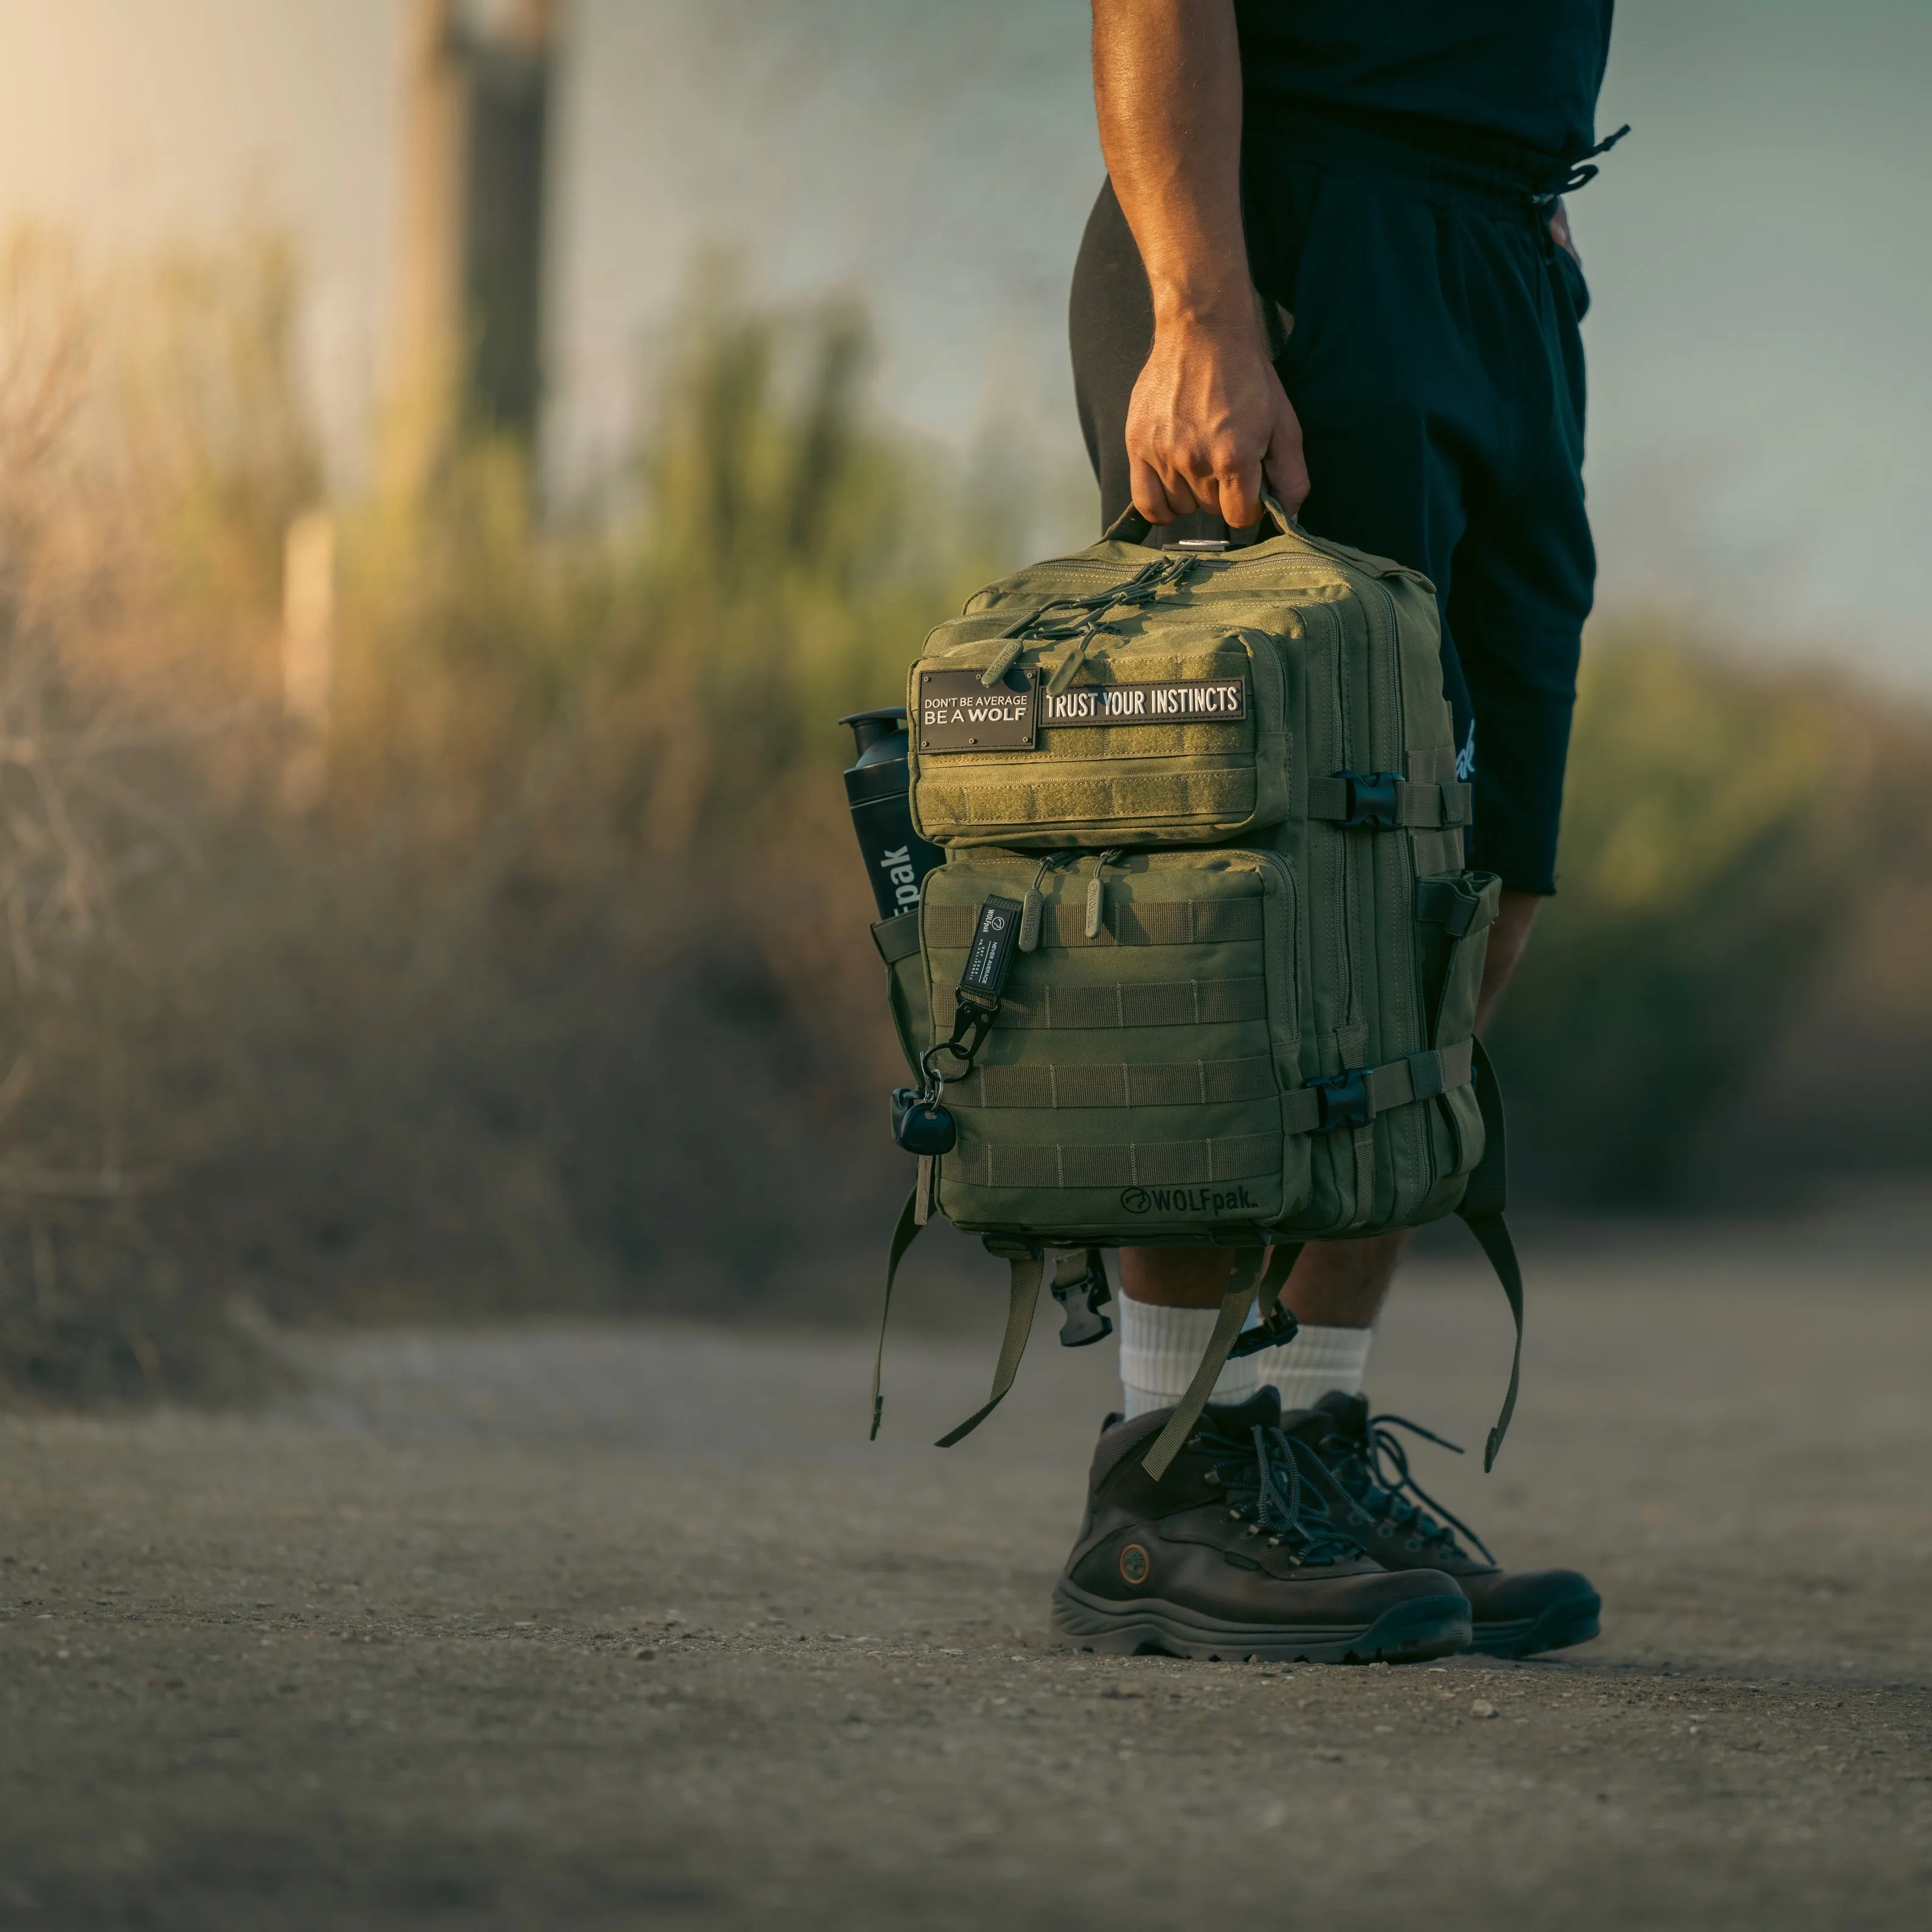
[1042,677,1247,726]
[918,668,1037,751]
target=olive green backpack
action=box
[870,503,1522,1480]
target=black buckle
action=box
[1312,1069,1372,1132]
[1337,772,1400,829]
[1049,1251,1114,1348]
[1228,1303,1300,1360]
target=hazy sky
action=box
[1,0,1927,685]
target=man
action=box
[1054,0,1615,1659]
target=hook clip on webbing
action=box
[892,894,1025,1157]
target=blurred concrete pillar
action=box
[384,0,561,498]
[280,510,336,813]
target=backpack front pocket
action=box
[908,626,1290,850]
[921,848,1308,1241]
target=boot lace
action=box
[1194,1418,1364,1568]
[1323,1412,1496,1565]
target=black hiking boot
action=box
[1284,1392,1601,1659]
[1050,1388,1472,1664]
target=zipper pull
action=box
[1020,855,1073,952]
[1020,887,1044,952]
[1084,850,1125,940]
[1046,620,1107,699]
[981,635,1026,687]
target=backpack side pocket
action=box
[1415,870,1501,1187]
[872,909,930,1076]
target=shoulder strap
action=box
[869,1189,925,1440]
[1138,1242,1303,1481]
[872,1207,1047,1450]
[934,1244,1043,1447]
[1458,1038,1523,1472]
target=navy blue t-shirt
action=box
[1234,1,1615,176]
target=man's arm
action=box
[1092,0,1308,529]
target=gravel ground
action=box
[4,1220,1932,1930]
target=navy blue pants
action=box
[1070,139,1596,895]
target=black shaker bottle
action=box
[839,707,942,920]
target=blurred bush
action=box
[1489,628,1927,1206]
[0,222,1927,1400]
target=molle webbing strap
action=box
[1276,1039,1474,1136]
[925,897,1264,952]
[1254,1239,1301,1327]
[934,1245,1043,1447]
[994,978,1267,1030]
[1138,1242,1303,1482]
[1306,775,1473,829]
[1409,828,1465,878]
[870,910,922,964]
[948,1132,1279,1190]
[952,1055,1278,1109]
[1458,1038,1523,1471]
[1349,1125,1377,1229]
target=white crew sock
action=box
[1259,1323,1374,1414]
[1117,1297,1266,1419]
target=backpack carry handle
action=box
[1102,494,1298,549]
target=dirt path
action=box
[5,1225,1932,1930]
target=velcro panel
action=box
[993,978,1268,1030]
[919,767,1254,830]
[1021,721,1248,758]
[961,1056,1277,1109]
[925,896,1263,951]
[952,1132,1280,1189]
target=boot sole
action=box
[1050,1580,1472,1665]
[1469,1592,1603,1659]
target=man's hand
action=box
[1094,1,1308,531]
[1548,197,1583,268]
[1126,311,1309,529]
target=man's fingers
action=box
[1215,459,1265,534]
[1263,399,1311,519]
[1144,459,1203,521]
[1129,456,1181,526]
[1262,451,1311,520]
[1131,456,1204,524]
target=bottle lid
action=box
[838,707,909,760]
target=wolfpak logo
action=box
[877,844,920,912]
[1120,1184,1259,1215]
